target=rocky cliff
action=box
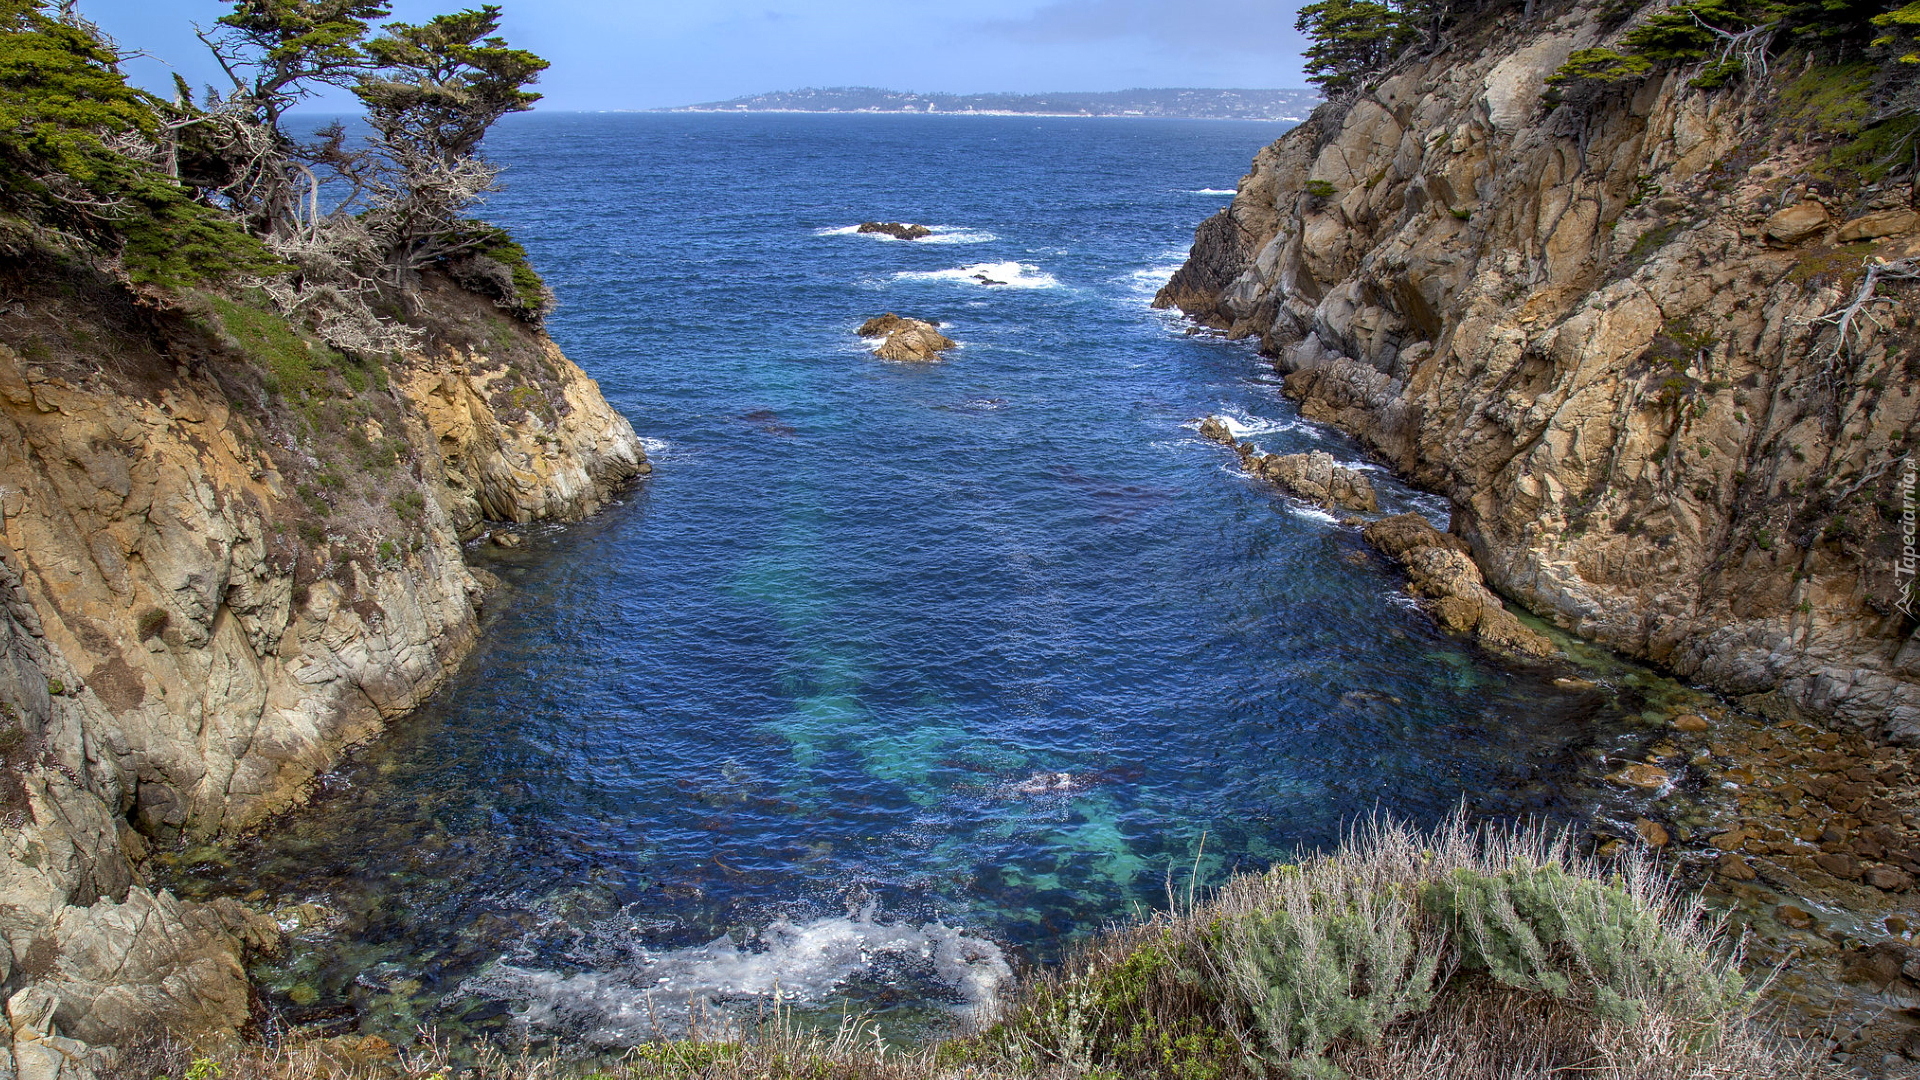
[0,252,645,1070]
[1159,7,1919,744]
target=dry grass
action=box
[126,815,1843,1080]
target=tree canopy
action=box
[1295,0,1429,98]
[0,0,550,329]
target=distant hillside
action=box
[668,87,1322,121]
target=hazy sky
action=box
[88,0,1312,112]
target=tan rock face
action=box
[0,275,646,1065]
[1258,450,1381,512]
[1158,14,1920,742]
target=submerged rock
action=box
[857,221,932,240]
[1606,762,1671,790]
[858,313,956,362]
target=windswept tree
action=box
[352,4,546,279]
[160,1,551,341]
[1295,0,1428,99]
[0,0,279,283]
[194,0,390,236]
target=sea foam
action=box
[1124,264,1185,298]
[1204,413,1303,440]
[894,261,1059,289]
[457,911,1013,1044]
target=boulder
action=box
[1836,209,1920,242]
[1606,762,1669,789]
[857,221,933,240]
[1776,904,1816,929]
[857,314,955,362]
[1764,202,1829,245]
[857,313,908,337]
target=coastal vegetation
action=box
[1291,0,1919,169]
[0,0,552,356]
[128,819,1839,1080]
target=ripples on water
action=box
[167,114,1683,1047]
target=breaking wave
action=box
[894,261,1060,289]
[456,911,1013,1045]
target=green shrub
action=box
[1688,57,1746,87]
[1619,0,1754,63]
[966,815,1813,1079]
[442,221,554,322]
[1421,863,1752,1038]
[1874,0,1920,61]
[1304,179,1338,198]
[1221,874,1439,1076]
[208,295,346,399]
[1547,48,1655,90]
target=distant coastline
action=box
[661,86,1322,122]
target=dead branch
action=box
[1692,15,1776,79]
[1815,256,1920,361]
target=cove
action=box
[162,113,1684,1047]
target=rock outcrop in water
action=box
[1363,515,1556,657]
[0,260,645,1067]
[857,221,932,240]
[1158,6,1920,743]
[858,314,956,361]
[1198,417,1380,513]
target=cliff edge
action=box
[1159,5,1919,743]
[0,248,646,1063]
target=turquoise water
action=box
[170,114,1665,1047]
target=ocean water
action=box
[167,113,1684,1047]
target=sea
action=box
[164,112,1697,1049]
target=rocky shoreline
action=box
[1154,17,1918,746]
[1156,0,1920,1066]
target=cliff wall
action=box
[1160,9,1920,742]
[0,256,645,1069]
